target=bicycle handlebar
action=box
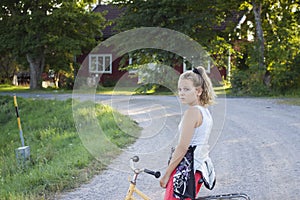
[144,168,161,178]
[130,156,161,179]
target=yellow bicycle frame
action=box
[125,181,150,200]
[124,156,160,200]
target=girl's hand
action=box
[160,174,170,188]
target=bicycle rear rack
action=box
[196,193,250,200]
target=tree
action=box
[111,0,299,94]
[111,0,243,71]
[0,0,106,89]
[235,0,299,93]
[252,1,265,71]
[262,0,300,92]
[0,53,18,84]
[113,0,241,47]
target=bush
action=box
[270,54,300,94]
[230,69,270,96]
[102,78,117,87]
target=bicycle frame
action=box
[124,156,161,200]
[197,193,251,200]
[124,169,151,200]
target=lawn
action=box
[0,95,141,200]
[0,84,30,92]
[277,98,300,106]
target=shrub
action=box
[231,69,270,96]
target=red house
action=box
[77,4,236,87]
[77,4,201,87]
[76,4,132,87]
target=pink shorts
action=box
[164,170,203,200]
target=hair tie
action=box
[193,67,206,88]
[192,67,200,75]
[193,67,202,76]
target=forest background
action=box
[0,0,299,95]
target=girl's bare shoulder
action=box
[184,106,201,118]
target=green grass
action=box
[0,84,71,94]
[0,96,141,200]
[96,85,136,95]
[221,83,300,105]
[277,98,300,106]
[0,84,30,92]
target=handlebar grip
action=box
[144,168,161,178]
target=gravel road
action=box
[2,93,299,199]
[62,96,300,200]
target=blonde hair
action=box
[179,66,216,106]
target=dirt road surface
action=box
[2,93,299,199]
[59,95,299,200]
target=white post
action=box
[183,57,187,72]
[227,48,231,81]
[207,59,211,74]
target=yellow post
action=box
[14,95,25,147]
[13,95,30,167]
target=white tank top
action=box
[178,105,213,171]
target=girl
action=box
[160,66,216,199]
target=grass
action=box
[96,85,136,95]
[0,84,30,92]
[277,98,300,106]
[276,89,300,106]
[0,95,141,200]
[219,83,300,105]
[0,84,71,94]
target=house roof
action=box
[93,4,124,39]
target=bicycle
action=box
[125,155,161,200]
[196,193,250,200]
[125,156,251,200]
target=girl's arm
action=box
[160,107,202,188]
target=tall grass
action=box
[0,96,141,199]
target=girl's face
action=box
[178,78,202,106]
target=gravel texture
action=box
[2,93,299,200]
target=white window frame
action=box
[89,54,112,74]
[128,56,138,75]
[183,57,211,73]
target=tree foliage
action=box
[0,53,19,84]
[111,0,300,95]
[0,0,106,89]
[112,0,242,49]
[262,0,300,93]
[234,0,300,94]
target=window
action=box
[183,57,211,73]
[128,56,138,75]
[89,54,112,73]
